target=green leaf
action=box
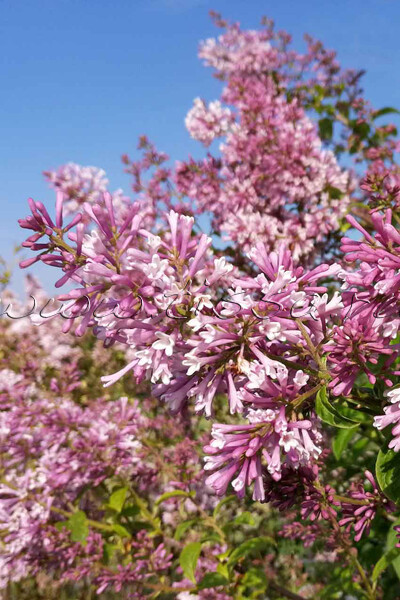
[373,107,400,120]
[332,428,356,460]
[103,542,118,562]
[336,101,350,119]
[227,536,275,568]
[372,548,400,581]
[112,523,131,538]
[120,504,140,518]
[197,573,229,589]
[315,387,360,429]
[240,568,268,593]
[108,487,128,513]
[326,186,343,200]
[376,445,400,505]
[155,490,194,506]
[318,117,333,140]
[54,520,67,532]
[233,511,256,526]
[353,437,369,452]
[217,563,230,579]
[213,495,236,518]
[353,121,370,139]
[200,531,222,544]
[386,517,400,580]
[216,548,231,562]
[174,520,197,541]
[179,542,202,583]
[66,510,89,544]
[336,404,371,424]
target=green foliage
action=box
[108,487,128,513]
[174,519,198,541]
[386,518,400,580]
[179,542,202,583]
[376,445,400,505]
[65,510,89,545]
[212,494,236,517]
[318,117,333,140]
[372,107,400,119]
[236,568,268,598]
[315,386,360,429]
[197,572,229,589]
[112,524,131,538]
[155,490,194,505]
[332,428,356,460]
[227,536,275,568]
[233,511,256,526]
[372,548,400,582]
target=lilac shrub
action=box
[10,11,400,600]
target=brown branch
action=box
[269,581,307,600]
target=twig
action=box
[268,581,307,600]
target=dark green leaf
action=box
[336,404,372,423]
[227,536,275,567]
[353,437,369,452]
[353,121,370,139]
[332,428,356,460]
[120,504,140,518]
[240,568,268,592]
[318,118,333,140]
[197,573,229,589]
[386,517,400,580]
[372,548,400,581]
[376,445,400,505]
[315,387,360,429]
[174,520,197,541]
[326,186,343,200]
[373,107,400,120]
[336,101,350,118]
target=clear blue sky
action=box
[1,0,400,292]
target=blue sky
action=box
[1,0,400,292]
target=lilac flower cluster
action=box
[12,10,400,598]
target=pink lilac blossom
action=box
[203,409,321,501]
[338,471,395,541]
[179,84,353,260]
[44,162,130,219]
[94,531,173,596]
[0,393,144,587]
[172,17,357,261]
[374,388,400,452]
[121,15,398,264]
[20,167,400,514]
[16,190,355,501]
[185,98,235,146]
[16,16,400,567]
[0,281,226,592]
[280,521,322,549]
